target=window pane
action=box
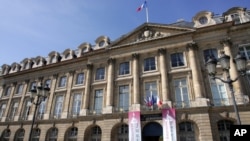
[59,76,67,87]
[72,94,82,115]
[119,62,130,75]
[94,90,103,114]
[174,79,190,108]
[144,57,156,71]
[171,53,184,67]
[203,49,218,62]
[54,96,64,118]
[95,68,105,80]
[119,85,129,111]
[76,73,84,84]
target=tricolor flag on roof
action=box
[137,1,147,12]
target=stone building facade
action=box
[0,7,250,141]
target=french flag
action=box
[137,1,147,12]
[157,96,163,108]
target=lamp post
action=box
[205,51,247,125]
[29,83,50,141]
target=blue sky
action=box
[0,0,249,66]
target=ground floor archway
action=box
[142,122,163,141]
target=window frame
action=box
[53,95,64,119]
[4,86,12,97]
[58,76,67,88]
[94,89,103,114]
[16,84,23,94]
[118,85,129,112]
[119,62,130,75]
[143,57,156,72]
[72,93,82,116]
[75,73,84,85]
[174,78,190,108]
[239,43,250,60]
[95,67,105,80]
[170,52,185,68]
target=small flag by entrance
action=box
[136,1,147,12]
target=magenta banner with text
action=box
[129,111,142,141]
[162,108,176,141]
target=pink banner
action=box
[129,111,142,141]
[162,108,176,141]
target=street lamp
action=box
[205,51,247,125]
[29,82,50,141]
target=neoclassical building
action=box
[0,7,250,141]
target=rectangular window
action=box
[119,85,129,111]
[145,82,158,108]
[45,79,51,88]
[171,53,185,67]
[54,95,64,118]
[119,62,130,75]
[22,100,31,120]
[239,44,250,60]
[94,90,103,114]
[203,48,218,62]
[38,98,47,119]
[16,84,23,94]
[8,102,19,121]
[0,103,6,119]
[30,82,36,92]
[4,86,11,96]
[72,94,82,116]
[174,78,190,108]
[59,76,67,87]
[144,57,156,71]
[76,73,84,85]
[95,68,105,80]
[210,77,229,106]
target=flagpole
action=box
[145,0,149,22]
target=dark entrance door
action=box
[142,122,163,141]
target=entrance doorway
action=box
[142,122,163,141]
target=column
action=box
[61,71,75,118]
[132,53,140,110]
[104,58,115,114]
[158,49,171,108]
[43,74,57,119]
[81,63,92,115]
[220,39,244,100]
[187,43,208,106]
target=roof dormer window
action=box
[99,40,105,47]
[199,16,208,25]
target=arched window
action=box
[46,127,58,141]
[1,129,11,141]
[14,128,25,141]
[91,126,102,141]
[65,127,78,141]
[31,128,40,141]
[118,124,128,141]
[179,122,196,141]
[217,120,233,141]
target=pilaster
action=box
[131,53,141,111]
[104,58,115,114]
[220,38,244,102]
[81,63,92,116]
[43,74,57,119]
[61,71,75,118]
[187,43,209,106]
[158,48,172,108]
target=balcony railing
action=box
[68,112,79,118]
[18,116,28,121]
[173,100,192,109]
[211,97,249,107]
[113,106,129,113]
[88,109,102,115]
